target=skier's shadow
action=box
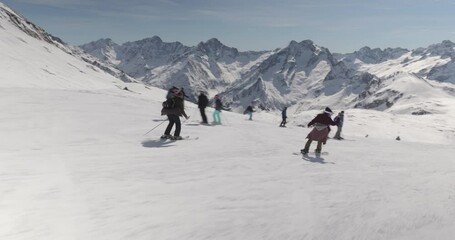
[141,139,174,148]
[302,155,334,164]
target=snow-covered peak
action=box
[196,38,239,59]
[285,40,318,54]
[82,38,118,49]
[340,46,409,64]
[413,40,455,58]
[133,36,164,45]
[202,38,223,47]
[84,36,192,78]
[79,38,120,64]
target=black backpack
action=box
[162,98,175,109]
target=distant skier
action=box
[301,107,339,154]
[161,88,189,140]
[280,107,287,127]
[197,91,209,124]
[333,111,344,140]
[212,94,223,124]
[243,105,254,120]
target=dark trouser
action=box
[280,118,286,127]
[164,114,181,137]
[334,126,342,139]
[303,139,323,152]
[199,108,208,123]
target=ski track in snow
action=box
[1,87,455,240]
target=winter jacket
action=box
[161,96,188,118]
[282,108,287,119]
[198,94,209,109]
[308,113,338,128]
[215,99,223,111]
[244,106,254,114]
[334,114,344,127]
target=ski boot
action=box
[300,149,309,154]
[160,134,172,139]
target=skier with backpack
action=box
[243,104,254,120]
[301,107,339,154]
[160,87,189,140]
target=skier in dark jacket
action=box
[333,111,344,140]
[280,107,287,127]
[212,94,223,124]
[197,92,209,124]
[243,105,254,120]
[301,107,339,154]
[161,88,189,140]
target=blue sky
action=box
[2,0,455,53]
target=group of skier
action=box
[160,88,227,140]
[159,86,345,154]
[197,91,226,125]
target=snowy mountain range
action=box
[335,40,455,84]
[80,36,455,114]
[1,1,454,116]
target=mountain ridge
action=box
[1,1,453,115]
[80,36,455,115]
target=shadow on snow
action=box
[302,155,334,164]
[141,139,174,148]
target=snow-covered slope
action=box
[0,3,135,85]
[352,72,455,114]
[2,2,455,239]
[2,82,455,240]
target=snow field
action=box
[1,85,455,240]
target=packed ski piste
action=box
[152,86,343,157]
[2,2,455,237]
[3,81,455,240]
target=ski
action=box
[160,136,199,141]
[292,151,329,156]
[175,136,199,140]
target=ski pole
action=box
[143,119,167,136]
